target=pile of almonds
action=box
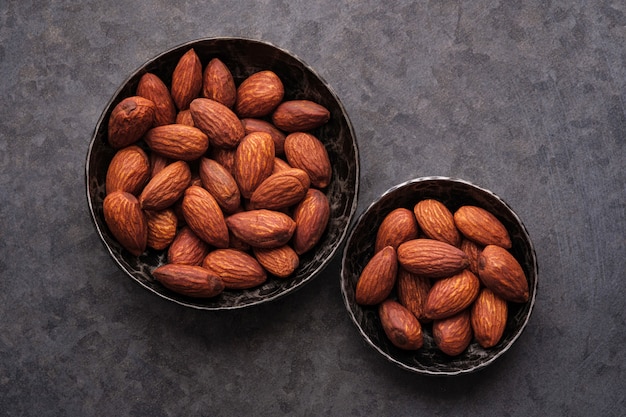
[355,199,529,356]
[103,48,334,299]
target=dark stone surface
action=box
[1,1,624,415]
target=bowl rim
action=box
[340,176,538,375]
[86,36,360,310]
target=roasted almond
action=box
[478,245,529,303]
[152,264,224,298]
[253,245,299,278]
[375,208,420,253]
[107,96,155,149]
[103,191,147,256]
[454,205,512,249]
[226,209,296,249]
[199,157,241,214]
[291,188,330,255]
[396,267,431,323]
[242,118,287,156]
[355,246,398,306]
[136,72,176,126]
[379,299,423,350]
[235,70,284,118]
[271,99,330,132]
[175,109,195,126]
[471,287,508,348]
[433,309,473,356]
[138,160,191,211]
[234,131,275,199]
[145,208,178,250]
[171,48,203,110]
[283,132,332,189]
[105,145,150,195]
[202,248,267,289]
[397,238,469,279]
[413,199,460,247]
[149,152,171,178]
[167,226,211,266]
[202,57,236,108]
[189,97,245,149]
[424,269,481,320]
[460,238,482,275]
[181,185,230,249]
[144,124,209,161]
[249,168,310,210]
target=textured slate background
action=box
[1,1,625,416]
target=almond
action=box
[145,208,178,250]
[138,160,191,211]
[378,299,423,350]
[471,287,508,348]
[210,147,237,176]
[152,264,224,298]
[375,208,420,253]
[107,96,155,149]
[283,132,331,189]
[291,188,330,255]
[226,209,296,249]
[202,249,267,289]
[355,246,397,306]
[181,185,230,248]
[253,245,299,278]
[167,226,210,266]
[149,152,171,178]
[103,191,147,256]
[413,199,460,247]
[175,109,195,126]
[144,124,209,161]
[235,70,284,118]
[272,157,292,174]
[105,145,150,195]
[396,267,431,323]
[234,131,275,199]
[454,205,512,249]
[424,269,480,320]
[478,245,529,303]
[198,157,241,214]
[136,72,176,126]
[397,238,469,279]
[461,238,482,275]
[202,57,236,108]
[171,48,203,110]
[271,99,330,132]
[189,97,245,149]
[433,310,473,356]
[242,118,287,156]
[249,168,310,210]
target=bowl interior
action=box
[86,37,359,309]
[341,177,537,375]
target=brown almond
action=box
[167,226,210,266]
[413,199,460,247]
[253,245,300,278]
[375,208,420,253]
[226,209,296,249]
[171,48,203,110]
[202,57,236,108]
[202,249,267,289]
[272,157,292,174]
[471,287,508,348]
[242,118,287,156]
[249,168,310,210]
[234,131,275,199]
[283,132,332,189]
[433,310,473,356]
[152,264,224,298]
[144,124,209,161]
[397,238,469,279]
[396,268,431,323]
[198,157,241,214]
[136,72,176,126]
[107,96,155,149]
[149,152,171,178]
[210,147,237,176]
[461,238,482,275]
[145,208,178,250]
[291,188,330,255]
[175,109,195,126]
[235,70,284,118]
[181,185,230,249]
[454,205,512,249]
[103,191,147,256]
[355,246,398,306]
[378,299,423,350]
[424,269,481,320]
[105,145,150,195]
[478,245,529,303]
[138,160,191,211]
[271,99,330,132]
[189,98,245,149]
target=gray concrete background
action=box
[1,1,625,415]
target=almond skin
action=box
[471,287,508,348]
[424,269,481,320]
[105,145,150,195]
[397,238,469,279]
[249,168,310,210]
[454,205,512,249]
[235,70,285,118]
[138,160,191,211]
[107,96,155,149]
[144,124,209,161]
[253,245,299,278]
[478,245,529,303]
[226,209,296,249]
[202,57,236,108]
[242,118,287,156]
[152,264,224,298]
[189,98,245,149]
[167,226,210,266]
[355,246,398,306]
[271,99,330,132]
[291,188,330,255]
[396,267,431,323]
[171,48,203,110]
[199,157,241,214]
[413,199,460,247]
[136,72,176,126]
[433,309,473,356]
[375,208,420,253]
[202,249,267,289]
[234,131,275,199]
[181,185,230,249]
[378,299,423,350]
[283,132,332,189]
[103,191,147,256]
[145,208,178,250]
